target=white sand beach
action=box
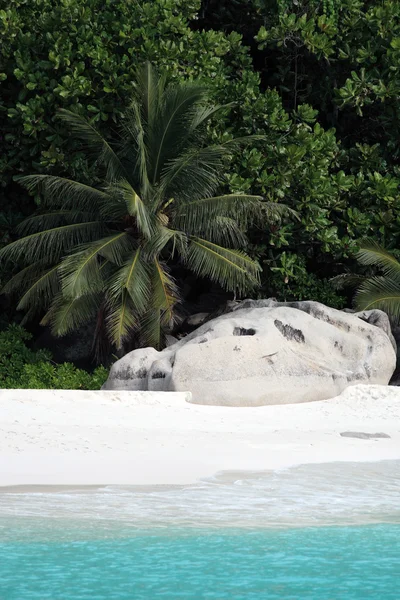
[0,385,400,487]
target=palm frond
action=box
[121,103,150,196]
[107,249,150,315]
[188,104,231,132]
[16,175,109,212]
[331,273,366,290]
[106,289,138,350]
[59,233,132,297]
[139,262,182,348]
[160,145,226,203]
[198,216,248,248]
[16,210,99,236]
[17,264,60,312]
[152,258,179,325]
[357,240,400,283]
[0,221,103,264]
[144,224,188,259]
[173,194,264,233]
[162,135,265,202]
[57,109,126,181]
[41,292,101,336]
[355,276,400,321]
[124,63,168,196]
[2,263,47,296]
[139,309,163,349]
[2,263,60,313]
[150,83,208,184]
[132,61,166,130]
[110,179,154,239]
[186,237,261,294]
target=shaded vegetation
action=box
[0,325,107,388]
[1,0,400,364]
[1,64,285,354]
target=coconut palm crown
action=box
[1,64,283,352]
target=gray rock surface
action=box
[340,431,391,439]
[103,300,397,406]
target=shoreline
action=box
[1,385,400,487]
[1,458,400,495]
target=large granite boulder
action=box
[102,300,397,406]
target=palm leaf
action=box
[355,276,400,321]
[17,265,60,312]
[162,137,266,202]
[144,224,188,258]
[110,179,154,239]
[152,258,179,324]
[16,175,109,212]
[2,263,60,313]
[57,110,126,181]
[106,289,138,350]
[0,221,103,264]
[197,216,248,248]
[160,145,226,204]
[188,103,231,132]
[124,63,167,196]
[139,309,163,349]
[331,273,366,290]
[108,249,150,315]
[132,61,166,130]
[121,102,150,196]
[186,237,261,294]
[173,194,264,233]
[150,83,208,184]
[357,240,400,283]
[16,210,99,236]
[138,260,180,349]
[41,293,101,336]
[59,233,132,297]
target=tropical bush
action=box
[2,0,400,343]
[0,325,108,389]
[1,64,288,352]
[199,0,400,291]
[334,242,400,320]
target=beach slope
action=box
[0,385,399,486]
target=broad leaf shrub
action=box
[0,325,108,389]
[2,0,400,315]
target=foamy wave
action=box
[1,461,399,541]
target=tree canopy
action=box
[1,64,280,352]
[1,0,400,345]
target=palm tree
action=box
[1,63,286,353]
[334,240,400,320]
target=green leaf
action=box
[186,237,261,294]
[59,233,132,297]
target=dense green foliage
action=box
[333,241,400,319]
[1,64,275,352]
[1,0,400,361]
[0,325,108,388]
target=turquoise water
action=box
[1,525,399,599]
[1,461,399,599]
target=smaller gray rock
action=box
[186,312,211,327]
[165,335,178,347]
[340,431,391,439]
